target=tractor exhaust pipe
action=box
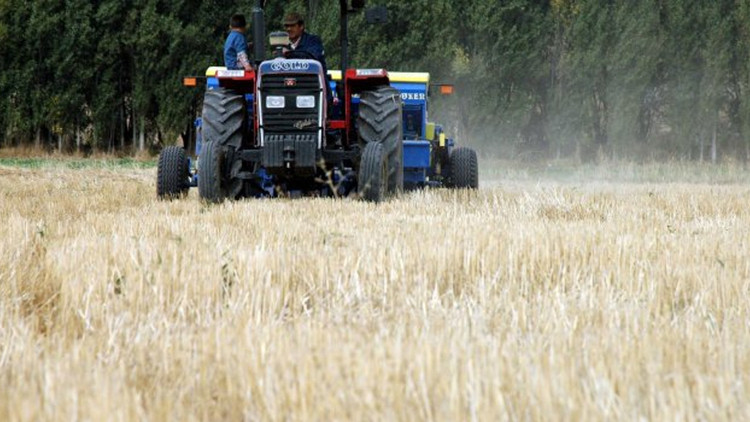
[252,0,266,64]
[339,0,349,74]
[339,0,369,74]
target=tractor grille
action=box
[263,108,319,132]
[261,74,321,91]
[260,74,322,134]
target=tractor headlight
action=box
[296,95,315,108]
[266,96,285,109]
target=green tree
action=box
[50,0,96,151]
[4,0,750,162]
[91,0,133,151]
[551,0,615,161]
[454,0,552,157]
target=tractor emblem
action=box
[284,78,297,87]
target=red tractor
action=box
[157,0,477,202]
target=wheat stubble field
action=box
[1,159,750,421]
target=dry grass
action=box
[1,161,750,421]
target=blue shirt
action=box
[224,30,248,70]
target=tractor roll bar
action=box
[250,0,368,68]
[340,0,349,76]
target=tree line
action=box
[2,0,750,162]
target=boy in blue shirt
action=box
[224,14,252,70]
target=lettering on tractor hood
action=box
[270,60,311,72]
[294,119,317,129]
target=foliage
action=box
[1,1,750,161]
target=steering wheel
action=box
[285,50,317,61]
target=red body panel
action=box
[217,70,256,94]
[328,120,346,130]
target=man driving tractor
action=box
[281,12,329,75]
[281,12,334,107]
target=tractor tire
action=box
[449,147,479,189]
[157,146,189,199]
[198,140,227,203]
[200,87,247,200]
[357,85,403,195]
[201,88,246,150]
[358,142,387,202]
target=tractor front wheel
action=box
[358,142,387,202]
[449,147,479,189]
[157,146,189,199]
[198,140,228,203]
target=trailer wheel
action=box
[449,147,478,189]
[157,146,189,199]
[198,140,227,203]
[358,142,387,202]
[357,85,403,195]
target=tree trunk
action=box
[109,117,115,153]
[711,114,717,164]
[120,103,126,151]
[139,118,145,151]
[132,109,137,149]
[76,122,81,153]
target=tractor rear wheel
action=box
[358,142,387,202]
[157,146,189,199]
[449,147,479,189]
[200,87,246,200]
[198,140,227,203]
[357,86,403,195]
[201,88,246,150]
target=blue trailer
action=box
[357,71,478,190]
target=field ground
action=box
[1,157,750,420]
